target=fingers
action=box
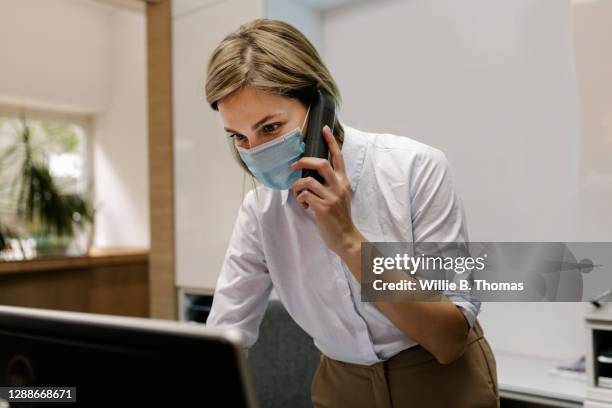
[296,189,326,212]
[322,125,346,175]
[291,157,336,186]
[292,176,328,200]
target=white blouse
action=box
[206,122,480,365]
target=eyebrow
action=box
[224,112,283,134]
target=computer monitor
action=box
[0,305,258,407]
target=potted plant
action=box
[0,117,94,258]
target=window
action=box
[0,106,93,260]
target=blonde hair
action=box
[205,18,344,186]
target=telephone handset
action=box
[302,89,336,184]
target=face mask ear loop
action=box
[301,104,311,135]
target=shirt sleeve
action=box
[206,189,273,349]
[409,146,481,328]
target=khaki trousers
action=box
[311,319,500,408]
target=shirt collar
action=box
[281,122,368,205]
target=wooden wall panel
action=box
[0,253,149,317]
[147,0,177,319]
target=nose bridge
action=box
[246,133,264,149]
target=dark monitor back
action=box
[0,306,257,408]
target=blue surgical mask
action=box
[236,106,310,190]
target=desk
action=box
[496,352,586,407]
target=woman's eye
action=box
[230,134,246,141]
[261,123,281,134]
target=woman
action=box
[205,19,499,408]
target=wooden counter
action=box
[0,247,149,317]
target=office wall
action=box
[265,0,323,54]
[93,8,150,248]
[323,0,586,359]
[574,0,612,242]
[0,0,149,249]
[0,0,111,113]
[482,0,612,359]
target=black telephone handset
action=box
[302,89,336,184]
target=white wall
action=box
[0,0,149,249]
[265,0,324,54]
[0,0,111,113]
[574,0,612,242]
[323,0,586,359]
[92,8,149,248]
[481,0,612,360]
